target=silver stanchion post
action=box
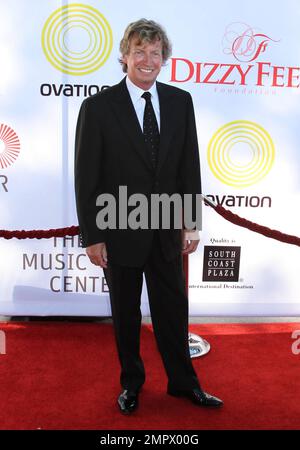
[184,205,211,358]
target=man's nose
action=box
[142,52,152,65]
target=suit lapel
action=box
[111,78,177,175]
[111,78,154,172]
[156,81,177,174]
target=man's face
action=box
[123,36,163,90]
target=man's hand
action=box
[181,230,200,255]
[86,242,108,268]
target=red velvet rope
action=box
[214,204,300,247]
[0,205,299,247]
[0,226,79,240]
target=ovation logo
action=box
[0,124,20,169]
[41,3,113,75]
[207,120,275,187]
[222,22,279,63]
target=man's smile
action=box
[139,68,154,73]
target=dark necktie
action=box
[142,91,159,168]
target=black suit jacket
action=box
[74,77,201,267]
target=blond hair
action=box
[119,19,172,72]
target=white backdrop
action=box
[0,0,299,316]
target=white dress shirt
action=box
[125,76,200,241]
[126,76,160,131]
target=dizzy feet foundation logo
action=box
[222,22,279,62]
[41,3,113,75]
[207,120,275,187]
[0,124,20,169]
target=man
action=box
[75,19,223,414]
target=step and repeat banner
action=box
[0,0,299,316]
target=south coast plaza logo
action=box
[202,246,241,282]
[0,124,20,169]
[41,3,113,75]
[207,120,275,188]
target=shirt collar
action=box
[126,76,158,104]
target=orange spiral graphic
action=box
[0,124,21,169]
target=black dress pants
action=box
[103,231,200,392]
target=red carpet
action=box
[0,321,300,430]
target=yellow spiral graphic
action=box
[207,120,275,187]
[41,3,113,75]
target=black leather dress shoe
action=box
[167,388,223,407]
[117,390,139,414]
